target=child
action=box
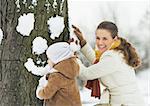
[36,42,82,106]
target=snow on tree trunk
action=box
[0,0,69,105]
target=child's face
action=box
[47,59,54,67]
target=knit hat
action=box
[46,42,74,64]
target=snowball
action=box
[16,13,35,36]
[0,28,4,44]
[32,36,48,55]
[47,15,64,39]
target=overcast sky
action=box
[68,0,149,39]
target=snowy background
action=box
[1,0,149,105]
[68,0,150,106]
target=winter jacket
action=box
[78,43,145,106]
[38,57,82,106]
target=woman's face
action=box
[96,29,115,53]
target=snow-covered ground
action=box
[136,69,150,105]
[80,86,109,106]
[80,68,150,106]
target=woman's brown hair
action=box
[97,21,141,68]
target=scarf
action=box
[85,39,121,99]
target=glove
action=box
[36,85,44,100]
[72,25,86,47]
[36,75,48,100]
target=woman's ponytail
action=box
[115,37,141,68]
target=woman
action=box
[73,21,145,106]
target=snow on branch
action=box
[0,28,4,44]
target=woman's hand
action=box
[72,25,84,41]
[72,25,87,47]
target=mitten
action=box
[36,85,44,100]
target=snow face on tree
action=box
[24,58,37,72]
[16,13,35,36]
[24,58,53,76]
[32,37,48,55]
[47,15,65,39]
[0,28,4,44]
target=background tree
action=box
[0,0,69,105]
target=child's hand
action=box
[36,86,44,100]
[36,75,48,100]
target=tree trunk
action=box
[0,0,69,106]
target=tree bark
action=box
[0,0,69,105]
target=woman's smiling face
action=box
[96,29,115,53]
